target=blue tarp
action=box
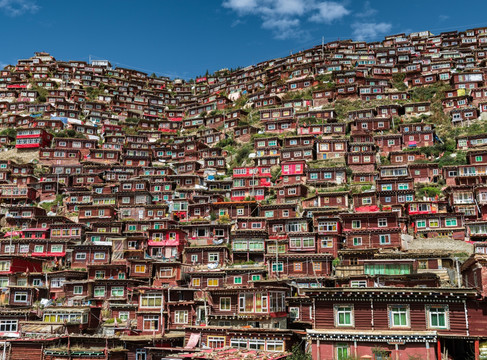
[50,116,68,124]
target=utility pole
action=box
[160,289,165,336]
[321,36,325,60]
[203,290,208,326]
[275,238,279,280]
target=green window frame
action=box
[428,306,448,329]
[335,306,353,327]
[445,218,457,227]
[272,262,284,272]
[390,305,409,327]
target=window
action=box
[248,339,266,350]
[143,315,159,331]
[0,278,8,289]
[362,197,372,205]
[353,237,362,246]
[34,245,44,253]
[159,268,173,278]
[174,310,188,324]
[445,218,457,227]
[191,254,198,263]
[335,305,353,327]
[208,278,219,287]
[429,219,439,227]
[321,237,333,248]
[293,262,302,271]
[289,306,300,321]
[266,340,284,352]
[379,234,391,245]
[14,292,28,303]
[94,252,105,260]
[378,218,388,227]
[389,305,409,328]
[141,293,162,307]
[272,262,284,272]
[51,245,63,253]
[352,220,361,229]
[234,276,242,285]
[192,278,201,287]
[208,336,225,349]
[73,286,83,295]
[51,278,64,288]
[350,280,367,288]
[135,265,146,273]
[118,312,130,322]
[220,297,231,311]
[208,253,219,263]
[416,220,426,228]
[251,275,261,281]
[110,286,124,297]
[0,320,17,332]
[427,306,448,329]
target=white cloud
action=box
[222,0,258,14]
[0,0,38,16]
[351,22,392,41]
[271,0,307,16]
[223,0,350,39]
[355,1,377,18]
[262,17,301,39]
[309,2,350,23]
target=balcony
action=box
[453,198,474,204]
[335,265,364,278]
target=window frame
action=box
[220,297,231,311]
[426,305,449,329]
[334,305,354,327]
[389,304,410,328]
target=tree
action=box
[287,344,311,360]
[0,128,16,138]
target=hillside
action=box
[1,27,487,360]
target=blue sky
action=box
[1,0,486,79]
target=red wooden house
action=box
[340,212,402,249]
[15,128,53,149]
[305,287,478,360]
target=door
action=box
[336,344,349,360]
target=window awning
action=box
[185,332,201,349]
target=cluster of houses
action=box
[0,27,487,360]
